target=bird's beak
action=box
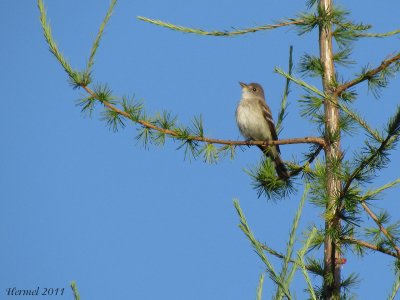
[239,82,247,88]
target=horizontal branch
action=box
[137,16,303,37]
[357,29,400,38]
[342,236,398,258]
[138,16,400,39]
[81,85,326,148]
[335,52,400,95]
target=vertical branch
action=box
[319,0,342,299]
[256,273,265,300]
[276,45,293,134]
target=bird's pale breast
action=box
[236,98,272,141]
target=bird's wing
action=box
[258,99,279,141]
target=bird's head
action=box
[239,82,265,100]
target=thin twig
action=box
[137,16,303,36]
[138,16,400,39]
[297,227,318,300]
[335,53,400,96]
[233,200,291,299]
[357,29,400,38]
[276,45,293,133]
[388,273,400,300]
[275,67,325,97]
[340,133,392,201]
[360,202,400,256]
[342,236,398,258]
[289,145,323,177]
[256,273,265,300]
[339,103,383,142]
[260,243,316,272]
[70,282,80,300]
[361,179,400,201]
[81,85,326,148]
[87,0,117,72]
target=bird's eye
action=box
[252,87,257,92]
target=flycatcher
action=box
[236,82,289,180]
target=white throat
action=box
[241,89,263,101]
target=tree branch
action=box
[357,29,400,38]
[360,202,400,257]
[335,53,400,96]
[260,243,316,272]
[342,236,398,258]
[137,16,400,39]
[70,281,81,300]
[340,133,393,202]
[339,103,383,142]
[81,85,326,148]
[289,145,323,177]
[137,16,303,37]
[361,179,400,201]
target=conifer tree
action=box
[38,0,400,298]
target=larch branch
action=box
[81,85,326,148]
[360,202,400,257]
[137,16,303,37]
[289,145,323,177]
[357,29,400,38]
[342,236,398,258]
[335,53,400,96]
[340,133,392,203]
[260,243,315,272]
[138,16,400,39]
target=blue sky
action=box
[1,1,400,299]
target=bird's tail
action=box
[257,145,290,180]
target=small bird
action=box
[236,82,289,180]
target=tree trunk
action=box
[319,0,342,299]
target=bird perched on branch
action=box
[236,82,289,180]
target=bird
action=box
[236,82,289,180]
